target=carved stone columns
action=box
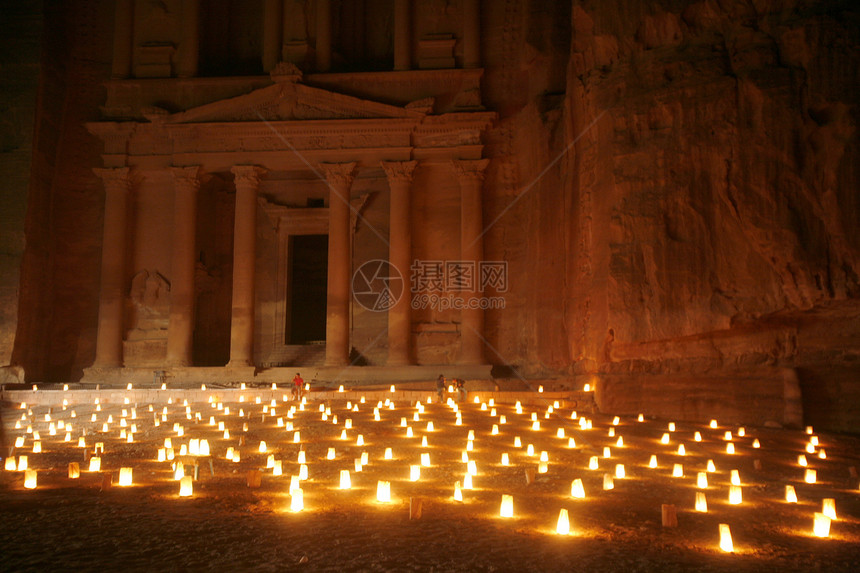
[453,159,489,364]
[382,160,417,365]
[93,167,132,367]
[166,166,200,366]
[321,162,357,366]
[228,165,266,367]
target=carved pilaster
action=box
[453,159,489,365]
[166,166,201,366]
[320,162,357,366]
[383,160,418,365]
[93,167,133,368]
[228,165,267,367]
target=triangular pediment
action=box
[165,78,424,124]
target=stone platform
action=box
[79,364,496,388]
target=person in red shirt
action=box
[292,372,304,400]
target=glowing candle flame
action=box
[603,474,614,490]
[728,485,743,505]
[290,488,304,512]
[556,508,571,535]
[571,478,585,498]
[695,491,708,512]
[179,476,193,497]
[813,512,831,537]
[500,494,514,517]
[822,498,837,520]
[118,467,133,486]
[719,524,733,552]
[377,480,391,503]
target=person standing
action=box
[292,372,304,400]
[455,378,467,403]
[436,374,446,402]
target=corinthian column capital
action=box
[452,159,489,182]
[171,165,201,191]
[94,167,132,191]
[381,160,418,184]
[231,165,267,189]
[319,162,358,188]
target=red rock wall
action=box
[479,0,859,430]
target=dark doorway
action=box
[288,234,328,344]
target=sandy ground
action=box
[2,390,859,572]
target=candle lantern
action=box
[500,494,514,518]
[813,512,831,538]
[179,476,193,497]
[805,469,817,484]
[290,488,304,512]
[603,474,614,490]
[556,508,571,535]
[571,478,585,498]
[695,491,708,512]
[719,524,734,552]
[822,498,837,520]
[88,456,101,472]
[728,485,743,505]
[118,467,133,486]
[785,485,798,503]
[24,469,37,489]
[672,463,683,477]
[340,469,351,489]
[410,465,421,481]
[377,480,391,503]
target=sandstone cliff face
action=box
[482,0,858,430]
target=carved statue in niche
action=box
[127,269,171,340]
